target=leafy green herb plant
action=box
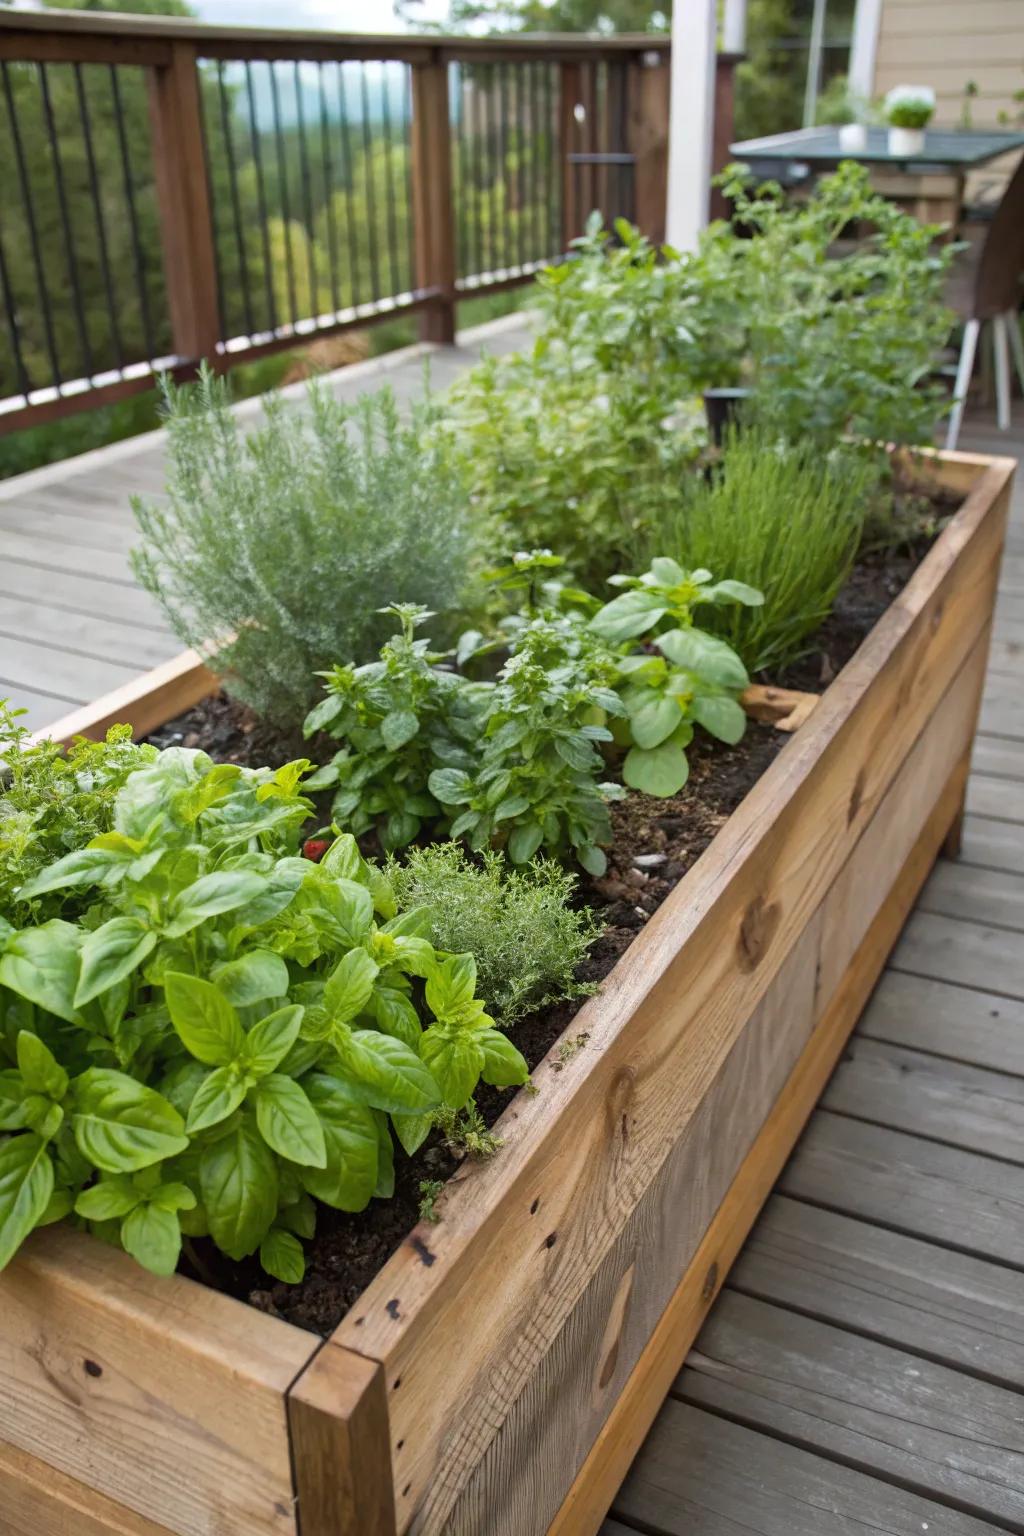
[0,747,527,1283]
[591,558,763,797]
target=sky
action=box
[193,0,451,31]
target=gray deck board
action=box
[858,971,1024,1075]
[961,814,1024,874]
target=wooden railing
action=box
[0,10,738,432]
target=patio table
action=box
[727,126,1024,226]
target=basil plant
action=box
[0,748,526,1283]
[591,557,764,797]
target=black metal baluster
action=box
[317,61,341,318]
[269,61,299,326]
[544,61,555,258]
[498,62,509,269]
[218,60,255,339]
[109,65,158,362]
[360,62,382,302]
[3,61,62,389]
[336,62,362,308]
[527,62,539,266]
[482,64,495,275]
[245,60,278,334]
[293,59,319,323]
[196,61,229,345]
[0,221,31,399]
[74,63,124,371]
[378,61,401,299]
[39,62,94,378]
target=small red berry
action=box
[303,837,329,863]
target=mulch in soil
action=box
[154,518,947,1334]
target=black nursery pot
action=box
[703,387,752,447]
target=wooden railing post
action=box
[410,52,457,346]
[710,51,741,223]
[145,42,220,364]
[559,61,582,248]
[626,51,670,245]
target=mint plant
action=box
[303,604,488,850]
[591,558,763,797]
[0,747,527,1283]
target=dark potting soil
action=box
[152,524,945,1334]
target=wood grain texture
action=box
[780,1111,1024,1267]
[0,1441,175,1536]
[611,1399,1002,1536]
[327,458,1011,1533]
[28,648,217,748]
[823,1035,1024,1162]
[287,1345,397,1536]
[961,813,1024,874]
[919,858,1024,931]
[972,732,1024,781]
[546,750,971,1536]
[890,909,1024,998]
[681,1292,1024,1528]
[858,970,1024,1074]
[0,1225,317,1536]
[733,1195,1024,1391]
[967,772,1024,822]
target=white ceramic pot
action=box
[838,122,868,153]
[888,125,926,156]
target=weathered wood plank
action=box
[823,1036,1024,1162]
[972,733,1024,781]
[680,1292,1024,1528]
[890,909,1024,998]
[548,758,969,1536]
[980,672,1024,740]
[918,859,1024,930]
[0,526,137,584]
[27,649,216,748]
[733,1195,1024,1390]
[779,1111,1024,1267]
[0,501,141,551]
[0,683,77,730]
[0,633,146,704]
[0,600,178,670]
[286,1345,396,1536]
[0,559,170,629]
[612,1399,1003,1536]
[0,1225,317,1536]
[962,814,1024,874]
[966,772,1024,823]
[858,971,1024,1076]
[0,1440,175,1536]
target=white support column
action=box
[848,0,883,103]
[722,0,747,54]
[665,0,718,252]
[802,0,827,127]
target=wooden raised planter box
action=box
[4,447,1015,1536]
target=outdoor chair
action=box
[945,153,1024,450]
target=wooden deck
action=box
[604,410,1024,1535]
[0,315,529,733]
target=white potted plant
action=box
[885,85,935,155]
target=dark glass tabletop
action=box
[729,125,1024,171]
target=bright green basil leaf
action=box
[428,767,473,806]
[259,1226,305,1284]
[200,1115,278,1260]
[210,950,290,1008]
[391,1110,433,1157]
[691,693,748,745]
[74,1177,140,1221]
[255,1075,326,1167]
[37,1186,74,1227]
[165,973,246,1066]
[656,627,749,690]
[374,1112,395,1199]
[578,844,607,877]
[159,1060,208,1119]
[630,694,683,750]
[243,1005,305,1078]
[151,1180,197,1214]
[164,871,268,939]
[590,588,667,642]
[323,948,379,1025]
[420,1026,484,1109]
[649,556,687,586]
[299,1074,379,1211]
[0,1133,54,1270]
[334,1029,441,1115]
[186,1066,247,1134]
[0,921,83,1025]
[622,741,690,798]
[71,1069,188,1173]
[381,709,420,750]
[18,846,130,901]
[319,833,362,881]
[368,987,421,1050]
[75,917,156,1009]
[279,1191,316,1239]
[121,1201,181,1277]
[425,952,477,1021]
[16,1031,68,1101]
[0,1071,26,1132]
[699,578,764,608]
[507,822,545,864]
[478,1028,530,1090]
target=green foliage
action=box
[442,217,703,587]
[131,369,478,729]
[642,428,877,672]
[591,558,762,797]
[0,704,157,925]
[387,843,601,1025]
[0,747,528,1280]
[303,605,486,851]
[693,162,955,448]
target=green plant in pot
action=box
[885,85,935,156]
